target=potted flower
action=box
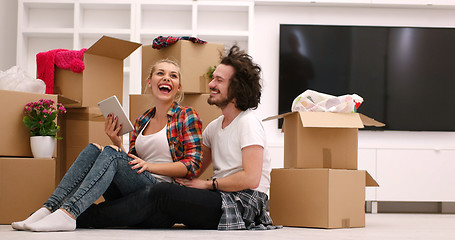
[23,99,66,158]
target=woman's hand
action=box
[175,178,211,190]
[128,154,152,174]
[105,113,123,147]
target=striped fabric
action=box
[218,190,282,230]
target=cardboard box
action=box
[264,112,384,169]
[269,168,378,229]
[142,41,224,94]
[129,93,220,179]
[197,164,214,180]
[54,36,141,108]
[59,107,112,180]
[0,90,58,157]
[0,157,56,224]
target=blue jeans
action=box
[43,143,158,218]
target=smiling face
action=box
[207,64,235,108]
[147,61,181,103]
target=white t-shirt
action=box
[202,109,271,194]
[135,121,173,183]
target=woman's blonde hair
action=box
[144,59,184,103]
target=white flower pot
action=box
[30,136,55,158]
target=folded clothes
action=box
[152,36,206,50]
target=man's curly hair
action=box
[221,45,262,111]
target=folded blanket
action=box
[36,48,86,94]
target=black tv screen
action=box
[279,24,455,131]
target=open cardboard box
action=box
[58,107,112,181]
[142,41,224,94]
[0,90,58,157]
[269,168,379,229]
[263,112,384,169]
[0,157,56,224]
[54,36,141,108]
[129,93,221,179]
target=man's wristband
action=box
[212,178,218,191]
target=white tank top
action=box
[135,121,173,183]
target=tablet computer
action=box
[97,95,134,136]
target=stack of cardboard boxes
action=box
[265,111,383,228]
[0,36,140,224]
[130,40,225,180]
[0,90,58,224]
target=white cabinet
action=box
[16,0,254,99]
[358,148,455,202]
[375,149,455,202]
[255,0,372,5]
[255,0,455,7]
[371,0,434,5]
[371,0,455,6]
[358,146,455,202]
[358,131,455,203]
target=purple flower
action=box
[23,98,67,137]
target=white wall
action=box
[251,5,455,168]
[0,0,18,71]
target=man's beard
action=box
[207,88,233,108]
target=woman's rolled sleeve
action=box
[175,107,203,179]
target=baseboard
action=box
[365,201,455,214]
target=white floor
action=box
[1,214,454,240]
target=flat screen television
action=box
[279,24,455,131]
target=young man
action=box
[76,45,278,230]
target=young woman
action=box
[11,59,203,232]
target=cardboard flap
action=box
[57,95,80,106]
[65,107,104,121]
[299,112,364,128]
[85,36,141,60]
[365,171,379,187]
[262,112,295,122]
[359,113,385,127]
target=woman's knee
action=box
[90,143,103,151]
[92,144,122,153]
[105,145,122,152]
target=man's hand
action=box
[175,178,211,190]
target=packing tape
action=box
[342,218,351,228]
[322,148,332,168]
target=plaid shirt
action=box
[129,102,202,179]
[218,190,282,230]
